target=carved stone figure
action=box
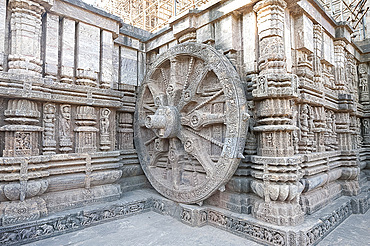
[59,104,73,153]
[100,108,111,151]
[43,103,56,154]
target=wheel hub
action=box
[145,106,180,138]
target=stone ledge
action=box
[0,72,130,108]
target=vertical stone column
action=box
[0,99,42,157]
[336,112,351,151]
[44,13,59,79]
[60,18,75,84]
[313,24,323,84]
[7,0,50,75]
[74,106,98,153]
[76,22,100,87]
[0,0,6,71]
[254,0,286,75]
[100,30,113,89]
[251,0,304,226]
[334,40,346,92]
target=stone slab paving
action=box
[28,211,260,246]
[317,209,370,246]
[27,208,370,246]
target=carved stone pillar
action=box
[336,112,351,151]
[255,0,286,75]
[334,40,346,92]
[251,0,304,226]
[117,112,134,149]
[0,0,6,71]
[313,25,323,85]
[74,106,98,153]
[7,0,52,75]
[0,99,42,157]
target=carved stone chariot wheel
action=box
[134,42,248,204]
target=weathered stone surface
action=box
[0,0,369,244]
[0,0,6,71]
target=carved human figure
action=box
[43,103,57,154]
[300,104,309,133]
[360,78,368,93]
[364,119,370,135]
[59,104,73,152]
[60,105,71,138]
[100,108,111,151]
[100,108,110,135]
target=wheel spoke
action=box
[181,112,225,131]
[186,89,224,116]
[177,64,211,110]
[178,128,216,176]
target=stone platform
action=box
[0,188,369,246]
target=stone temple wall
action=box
[0,0,149,225]
[142,0,370,225]
[0,0,369,242]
